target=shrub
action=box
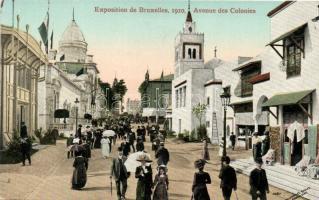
[197,124,207,140]
[0,131,35,164]
[35,128,57,145]
[166,131,175,138]
[177,133,184,140]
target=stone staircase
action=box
[231,159,319,200]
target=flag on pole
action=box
[50,30,53,49]
[1,0,5,8]
[38,12,49,53]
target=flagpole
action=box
[12,0,14,27]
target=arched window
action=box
[188,48,192,59]
[193,48,196,59]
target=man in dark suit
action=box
[76,124,82,140]
[250,158,269,200]
[120,136,131,157]
[20,122,28,138]
[155,142,170,166]
[110,147,129,200]
[128,131,136,153]
[219,156,237,200]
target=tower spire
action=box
[214,46,217,58]
[72,8,75,21]
[186,0,192,22]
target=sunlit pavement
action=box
[0,129,294,200]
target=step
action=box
[231,159,319,200]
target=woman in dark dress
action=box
[71,150,88,190]
[153,165,169,200]
[202,138,210,161]
[192,159,211,200]
[135,155,153,200]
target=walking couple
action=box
[110,149,169,200]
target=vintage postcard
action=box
[0,0,318,199]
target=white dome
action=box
[60,20,86,44]
[58,20,87,62]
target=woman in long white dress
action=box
[101,136,110,158]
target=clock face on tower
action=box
[188,26,192,33]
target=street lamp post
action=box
[75,98,80,136]
[220,87,231,158]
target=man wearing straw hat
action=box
[110,147,129,200]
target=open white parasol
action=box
[102,130,116,137]
[124,151,152,173]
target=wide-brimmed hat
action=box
[194,159,207,169]
[136,154,152,163]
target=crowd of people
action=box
[18,118,270,200]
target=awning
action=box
[230,100,253,106]
[232,60,261,71]
[262,89,315,107]
[267,23,307,46]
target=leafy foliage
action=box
[192,103,207,125]
[138,80,148,94]
[0,131,35,164]
[34,128,58,145]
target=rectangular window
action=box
[175,90,179,108]
[206,121,210,128]
[207,97,210,106]
[179,88,183,107]
[241,65,261,97]
[183,86,186,107]
[286,39,303,78]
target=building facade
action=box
[37,15,103,135]
[252,1,319,165]
[139,71,173,122]
[0,25,47,149]
[213,1,319,165]
[171,9,226,141]
[126,98,141,115]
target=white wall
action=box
[253,1,319,126]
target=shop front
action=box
[262,89,315,165]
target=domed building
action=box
[58,17,87,63]
[37,11,105,135]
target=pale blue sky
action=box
[0,0,282,99]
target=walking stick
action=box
[234,191,239,200]
[110,176,113,196]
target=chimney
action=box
[86,55,93,63]
[48,49,57,61]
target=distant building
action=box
[139,71,173,123]
[37,13,103,134]
[126,98,141,115]
[0,25,47,149]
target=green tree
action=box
[112,78,128,112]
[192,103,207,139]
